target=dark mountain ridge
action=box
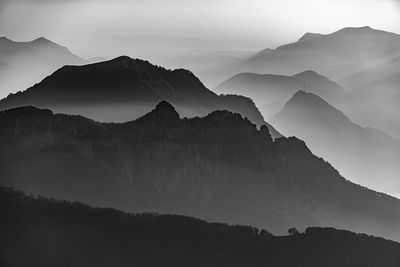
[1,186,400,267]
[1,103,400,240]
[0,56,281,138]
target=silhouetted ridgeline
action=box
[1,186,400,267]
[0,56,281,138]
[1,103,400,241]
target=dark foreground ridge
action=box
[1,186,400,267]
[1,103,400,241]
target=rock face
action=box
[1,103,400,241]
[2,186,400,267]
[0,56,281,138]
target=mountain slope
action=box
[247,26,400,80]
[0,36,84,97]
[0,56,281,138]
[215,70,348,120]
[272,91,400,195]
[1,103,400,240]
[1,186,400,267]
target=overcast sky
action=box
[0,0,399,59]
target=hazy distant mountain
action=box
[272,91,400,196]
[2,186,400,267]
[0,36,84,97]
[0,56,281,138]
[247,26,400,80]
[2,103,400,240]
[215,70,348,120]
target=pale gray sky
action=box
[0,0,399,58]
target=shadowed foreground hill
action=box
[1,187,400,267]
[1,103,400,240]
[0,56,281,138]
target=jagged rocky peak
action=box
[338,26,373,33]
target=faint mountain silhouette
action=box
[272,90,400,195]
[0,36,84,97]
[215,70,348,120]
[247,26,400,80]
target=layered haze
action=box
[0,0,399,92]
[1,0,400,258]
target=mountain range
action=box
[0,56,281,138]
[2,186,400,267]
[239,26,400,138]
[246,26,400,80]
[215,70,349,120]
[272,90,400,196]
[1,102,400,241]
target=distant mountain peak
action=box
[333,25,399,38]
[298,32,322,42]
[289,90,329,105]
[275,90,356,133]
[282,90,342,114]
[294,70,320,76]
[32,37,51,43]
[292,70,331,82]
